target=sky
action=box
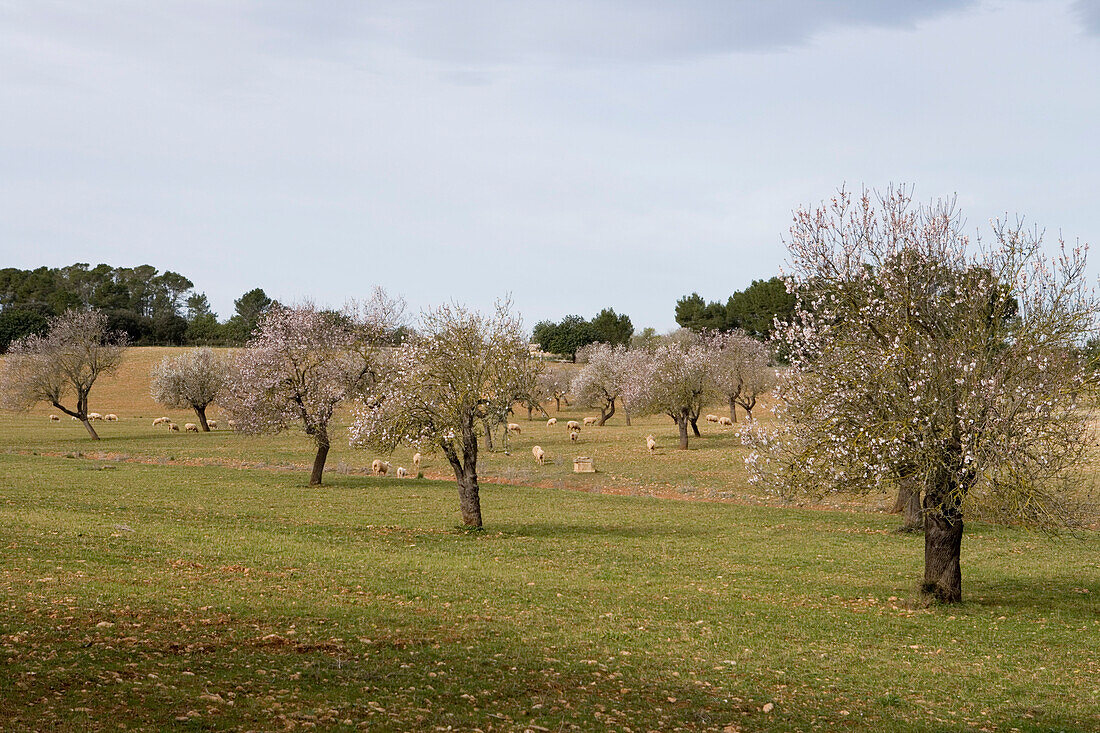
[2,0,1099,331]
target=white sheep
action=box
[88,412,102,421]
[566,420,581,431]
[184,423,199,432]
[49,414,60,422]
[507,423,521,434]
[396,466,408,478]
[583,416,598,426]
[705,414,719,423]
[546,417,557,427]
[104,414,118,422]
[532,445,545,465]
[152,417,169,427]
[718,416,733,426]
[207,419,218,429]
[570,430,579,443]
[371,459,390,476]
[168,423,180,432]
[412,452,422,474]
[646,434,657,452]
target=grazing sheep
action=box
[152,417,169,426]
[718,416,733,426]
[412,452,421,474]
[546,417,557,427]
[184,423,199,432]
[88,412,102,421]
[168,423,180,432]
[532,445,545,465]
[371,459,391,476]
[396,466,408,478]
[705,414,719,423]
[646,434,657,452]
[207,419,218,429]
[49,414,60,422]
[583,417,598,426]
[104,414,118,422]
[566,420,581,431]
[570,430,579,443]
[507,423,521,433]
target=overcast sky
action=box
[2,0,1099,330]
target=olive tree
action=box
[223,291,403,486]
[0,309,127,439]
[350,301,530,528]
[150,347,231,431]
[746,187,1098,603]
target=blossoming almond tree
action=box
[223,290,403,486]
[0,309,127,440]
[705,330,773,422]
[349,301,531,528]
[747,187,1099,603]
[624,340,716,449]
[150,347,231,431]
[571,343,632,425]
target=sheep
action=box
[49,414,60,422]
[412,452,422,475]
[583,417,598,426]
[532,445,545,465]
[184,423,199,432]
[396,466,408,478]
[705,414,719,423]
[88,412,102,421]
[152,417,169,426]
[718,416,733,426]
[566,420,581,431]
[371,459,391,476]
[207,419,218,429]
[507,423,521,434]
[646,434,657,452]
[570,430,579,443]
[104,414,118,422]
[168,423,180,432]
[546,417,557,427]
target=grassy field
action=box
[1,348,1099,731]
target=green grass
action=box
[1,440,1098,731]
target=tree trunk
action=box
[690,416,701,437]
[81,418,100,440]
[624,404,631,427]
[449,424,483,528]
[481,418,494,451]
[527,405,533,420]
[195,404,210,432]
[729,396,738,423]
[736,395,757,422]
[309,430,330,486]
[677,411,689,450]
[921,496,963,603]
[555,397,561,412]
[597,397,616,426]
[890,480,923,532]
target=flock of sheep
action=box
[47,412,237,434]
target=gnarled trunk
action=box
[677,410,689,450]
[597,396,616,426]
[890,479,923,532]
[195,404,210,432]
[690,416,701,437]
[921,492,964,603]
[309,429,330,486]
[446,422,483,527]
[728,396,738,423]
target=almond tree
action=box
[223,290,403,486]
[538,368,571,412]
[624,340,715,449]
[350,301,530,528]
[150,347,231,431]
[0,309,127,439]
[746,187,1098,603]
[706,330,772,422]
[571,343,632,425]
